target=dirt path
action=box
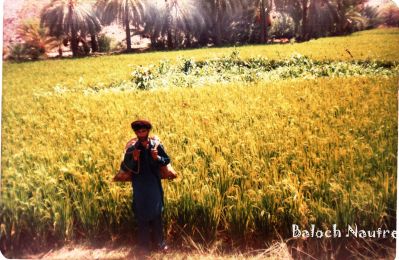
[15,242,292,260]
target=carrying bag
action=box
[113,136,177,182]
[113,169,132,182]
[160,163,177,180]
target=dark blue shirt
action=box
[120,139,170,221]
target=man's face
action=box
[135,128,149,140]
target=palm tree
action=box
[221,5,257,44]
[143,0,207,49]
[254,0,273,43]
[272,0,365,40]
[362,5,381,29]
[96,0,145,52]
[202,0,241,46]
[273,0,302,38]
[343,7,368,32]
[378,2,399,27]
[41,0,101,57]
[326,0,368,35]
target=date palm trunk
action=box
[165,1,174,49]
[215,17,222,46]
[125,9,132,52]
[167,29,173,49]
[69,4,79,57]
[215,0,222,46]
[71,31,79,57]
[91,34,98,52]
[301,0,309,41]
[260,0,267,43]
[185,32,192,48]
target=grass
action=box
[1,28,398,258]
[2,28,399,94]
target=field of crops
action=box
[1,28,398,257]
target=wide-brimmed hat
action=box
[131,119,152,131]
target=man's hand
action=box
[133,149,141,161]
[151,148,158,161]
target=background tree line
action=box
[5,0,399,60]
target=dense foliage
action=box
[5,0,399,60]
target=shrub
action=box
[181,58,196,74]
[97,34,112,53]
[6,43,28,61]
[15,19,59,60]
[269,12,295,39]
[131,65,157,90]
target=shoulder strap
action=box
[125,137,138,151]
[125,135,161,150]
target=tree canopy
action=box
[14,0,397,57]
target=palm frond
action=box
[41,0,101,38]
[98,0,144,27]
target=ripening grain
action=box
[1,29,398,253]
[1,76,397,247]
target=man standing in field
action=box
[120,119,170,254]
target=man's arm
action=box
[120,146,139,173]
[156,144,170,166]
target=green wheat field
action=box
[1,28,398,257]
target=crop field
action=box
[1,28,399,257]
